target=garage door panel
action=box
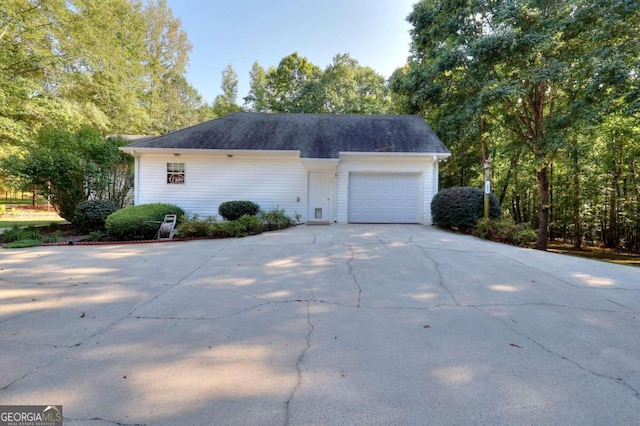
[348,173,421,223]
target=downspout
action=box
[430,155,439,224]
[133,150,140,205]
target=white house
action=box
[120,112,451,224]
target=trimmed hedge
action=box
[431,186,501,232]
[74,199,118,232]
[218,201,260,221]
[105,203,185,241]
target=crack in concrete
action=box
[466,302,637,315]
[133,299,310,321]
[416,246,460,306]
[0,241,232,391]
[284,300,314,426]
[475,306,640,400]
[606,299,639,312]
[346,245,362,307]
[496,253,640,292]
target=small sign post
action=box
[483,158,491,219]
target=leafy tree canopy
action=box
[393,0,640,250]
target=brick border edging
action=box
[39,236,226,246]
[2,224,298,248]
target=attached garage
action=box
[121,112,451,224]
[348,173,422,223]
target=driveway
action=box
[0,225,639,425]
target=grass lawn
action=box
[0,204,65,229]
[0,218,66,228]
[549,243,640,267]
[1,198,50,205]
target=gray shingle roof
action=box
[124,112,450,159]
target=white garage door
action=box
[348,173,421,223]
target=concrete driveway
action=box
[0,225,639,425]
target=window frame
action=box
[166,162,185,184]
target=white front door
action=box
[307,172,331,223]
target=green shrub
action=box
[41,230,62,243]
[0,226,40,243]
[431,186,501,232]
[259,208,293,230]
[3,239,41,249]
[176,214,219,238]
[513,228,538,246]
[74,199,119,232]
[172,209,288,240]
[0,205,5,216]
[226,215,264,237]
[474,217,494,240]
[87,231,104,242]
[473,217,537,247]
[218,201,260,221]
[210,215,264,238]
[105,203,185,241]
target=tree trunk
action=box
[572,140,582,249]
[549,163,555,242]
[536,163,550,250]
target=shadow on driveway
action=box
[1,225,639,425]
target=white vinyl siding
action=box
[136,153,307,220]
[133,152,441,225]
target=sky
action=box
[165,0,417,105]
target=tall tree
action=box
[211,64,242,117]
[318,53,390,114]
[143,0,205,134]
[244,61,269,112]
[0,0,71,146]
[265,52,322,113]
[399,0,639,251]
[0,127,125,220]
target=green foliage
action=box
[221,215,264,238]
[0,205,4,215]
[3,240,41,249]
[105,203,185,241]
[317,53,391,114]
[396,0,640,251]
[211,65,242,117]
[87,231,104,242]
[41,230,63,244]
[244,53,392,114]
[431,187,501,232]
[74,199,119,232]
[178,209,290,238]
[218,201,261,221]
[0,127,124,221]
[259,208,293,231]
[264,52,323,113]
[0,0,208,150]
[0,226,41,243]
[475,218,537,247]
[176,214,219,238]
[244,61,269,112]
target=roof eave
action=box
[119,147,301,158]
[338,151,451,159]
